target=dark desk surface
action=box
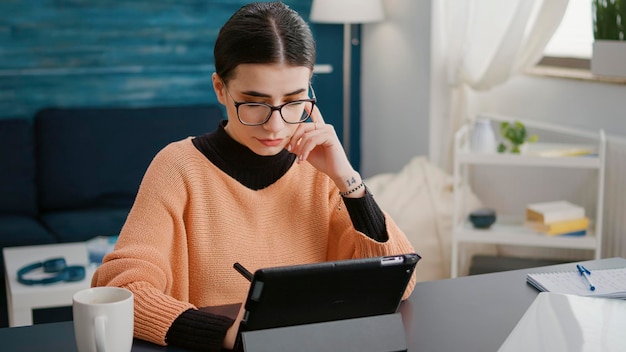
[2,257,625,352]
[401,257,626,352]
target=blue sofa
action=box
[0,104,224,327]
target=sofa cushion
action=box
[0,215,56,247]
[0,119,38,216]
[36,105,224,211]
[40,208,132,243]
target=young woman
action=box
[92,2,416,351]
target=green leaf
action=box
[497,120,537,153]
[499,122,510,136]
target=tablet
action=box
[238,253,420,334]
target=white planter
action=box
[591,40,626,78]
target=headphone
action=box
[17,257,86,285]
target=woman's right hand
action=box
[223,303,246,350]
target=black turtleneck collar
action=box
[192,120,297,190]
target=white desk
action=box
[3,242,96,327]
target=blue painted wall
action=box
[0,0,360,166]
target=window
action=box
[531,0,626,83]
[538,0,593,69]
[544,0,593,59]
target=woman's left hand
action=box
[287,106,360,190]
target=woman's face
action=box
[213,63,312,156]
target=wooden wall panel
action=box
[0,0,316,119]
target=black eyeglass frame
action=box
[223,83,317,126]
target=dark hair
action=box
[214,2,316,82]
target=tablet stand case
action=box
[241,312,407,352]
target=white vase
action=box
[470,118,497,154]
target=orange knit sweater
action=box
[92,138,416,346]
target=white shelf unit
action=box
[450,115,606,278]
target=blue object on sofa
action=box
[0,104,224,328]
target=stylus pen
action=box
[576,264,596,291]
[234,262,253,282]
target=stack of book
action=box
[524,200,589,236]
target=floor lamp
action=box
[310,0,384,158]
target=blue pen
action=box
[576,264,596,291]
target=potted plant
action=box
[497,121,538,154]
[591,0,626,77]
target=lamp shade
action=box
[310,0,384,24]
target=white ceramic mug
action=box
[72,287,134,352]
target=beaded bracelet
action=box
[339,181,365,197]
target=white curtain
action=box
[432,0,569,171]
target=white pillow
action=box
[366,156,497,280]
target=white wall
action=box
[360,0,431,178]
[361,1,626,178]
[475,75,626,138]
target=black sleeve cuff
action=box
[342,188,389,242]
[165,308,235,351]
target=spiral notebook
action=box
[527,266,626,299]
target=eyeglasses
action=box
[223,83,317,126]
